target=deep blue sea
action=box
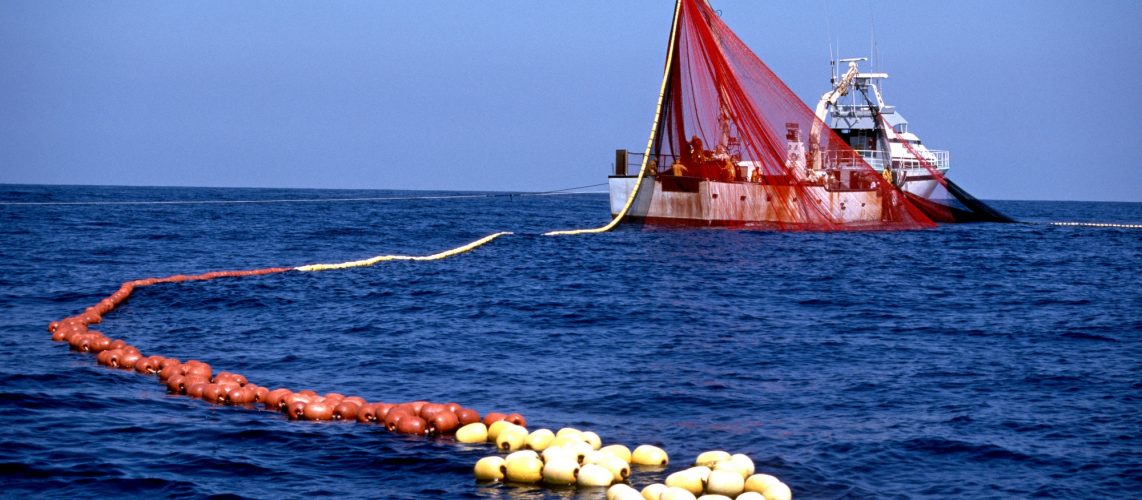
[0,184,1139,499]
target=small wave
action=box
[305,227,368,238]
[901,437,1052,466]
[176,455,275,476]
[1032,298,1093,306]
[0,460,123,479]
[1059,331,1118,342]
[1022,373,1085,387]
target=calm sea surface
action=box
[0,185,1139,499]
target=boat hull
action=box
[609,175,887,227]
[901,176,940,199]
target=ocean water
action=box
[0,184,1138,499]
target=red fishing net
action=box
[636,0,938,229]
[875,115,1013,223]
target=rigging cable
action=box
[542,0,684,237]
[0,184,606,207]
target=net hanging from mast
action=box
[643,0,936,230]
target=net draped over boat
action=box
[874,115,1014,223]
[645,0,937,230]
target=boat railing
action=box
[828,149,950,172]
[891,149,950,171]
[822,149,890,171]
[613,147,948,184]
[613,150,654,176]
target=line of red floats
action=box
[47,269,528,438]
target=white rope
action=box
[0,194,491,206]
[1050,222,1142,229]
[0,188,604,207]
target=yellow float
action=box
[665,468,706,495]
[503,451,543,483]
[496,424,528,452]
[712,458,750,479]
[473,456,505,482]
[728,453,755,476]
[600,444,632,463]
[541,458,579,485]
[641,483,669,500]
[542,445,580,465]
[486,420,518,442]
[607,483,643,500]
[705,469,745,497]
[744,473,792,500]
[694,450,732,467]
[455,422,487,443]
[631,444,669,466]
[525,428,555,451]
[588,452,630,481]
[581,430,603,450]
[660,486,698,500]
[576,463,615,487]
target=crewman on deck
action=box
[722,160,737,182]
[688,135,705,163]
[671,161,689,177]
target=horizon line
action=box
[0,182,1138,204]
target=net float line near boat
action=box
[45,237,796,498]
[38,134,801,498]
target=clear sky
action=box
[2,1,1139,201]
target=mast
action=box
[641,0,684,175]
[544,0,683,236]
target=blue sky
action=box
[2,1,1139,201]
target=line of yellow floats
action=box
[457,419,792,500]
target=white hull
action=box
[609,176,889,225]
[902,177,940,199]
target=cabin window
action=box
[893,124,908,134]
[846,132,876,151]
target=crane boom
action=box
[809,60,861,171]
[814,60,860,122]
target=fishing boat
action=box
[815,57,948,200]
[607,121,902,227]
[813,57,1012,224]
[606,0,1007,229]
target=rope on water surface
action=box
[46,224,793,495]
[1049,222,1142,229]
[45,233,528,428]
[0,184,606,207]
[43,228,702,494]
[294,232,513,272]
[0,194,491,206]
